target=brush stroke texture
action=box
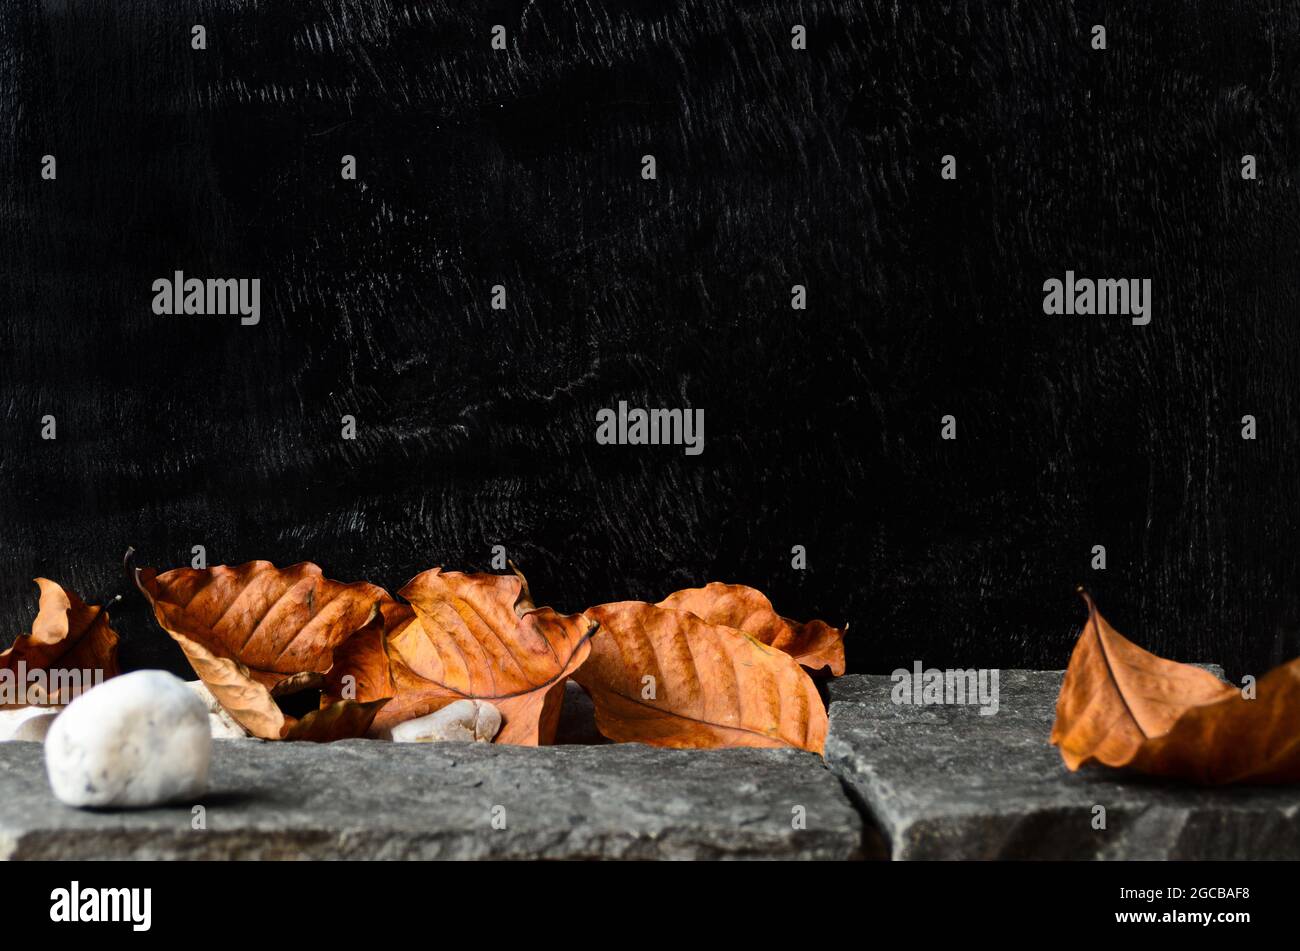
[1,1,1298,681]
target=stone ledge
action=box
[0,739,867,860]
[825,670,1298,860]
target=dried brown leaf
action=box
[573,600,827,753]
[324,568,595,744]
[657,582,846,676]
[1,579,120,707]
[1050,590,1300,783]
[135,559,389,740]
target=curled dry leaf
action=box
[1052,589,1300,784]
[657,582,846,676]
[324,568,596,745]
[134,558,389,741]
[573,601,828,753]
[1,580,120,707]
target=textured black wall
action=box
[3,1,1299,682]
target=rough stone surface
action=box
[826,670,1300,860]
[0,739,866,860]
[389,700,501,744]
[44,671,211,808]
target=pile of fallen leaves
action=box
[12,566,1300,784]
[4,555,845,753]
[1052,589,1300,784]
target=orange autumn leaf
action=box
[657,582,846,676]
[1050,589,1300,784]
[324,568,596,745]
[573,601,827,753]
[1,580,120,707]
[133,556,389,741]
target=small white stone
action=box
[11,712,58,742]
[45,670,211,808]
[186,680,253,739]
[389,700,502,743]
[207,713,252,739]
[0,706,54,741]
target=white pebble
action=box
[11,712,58,742]
[389,700,502,743]
[0,706,54,742]
[45,670,211,808]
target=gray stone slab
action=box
[826,670,1299,860]
[0,739,865,860]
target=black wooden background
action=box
[3,0,1299,682]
